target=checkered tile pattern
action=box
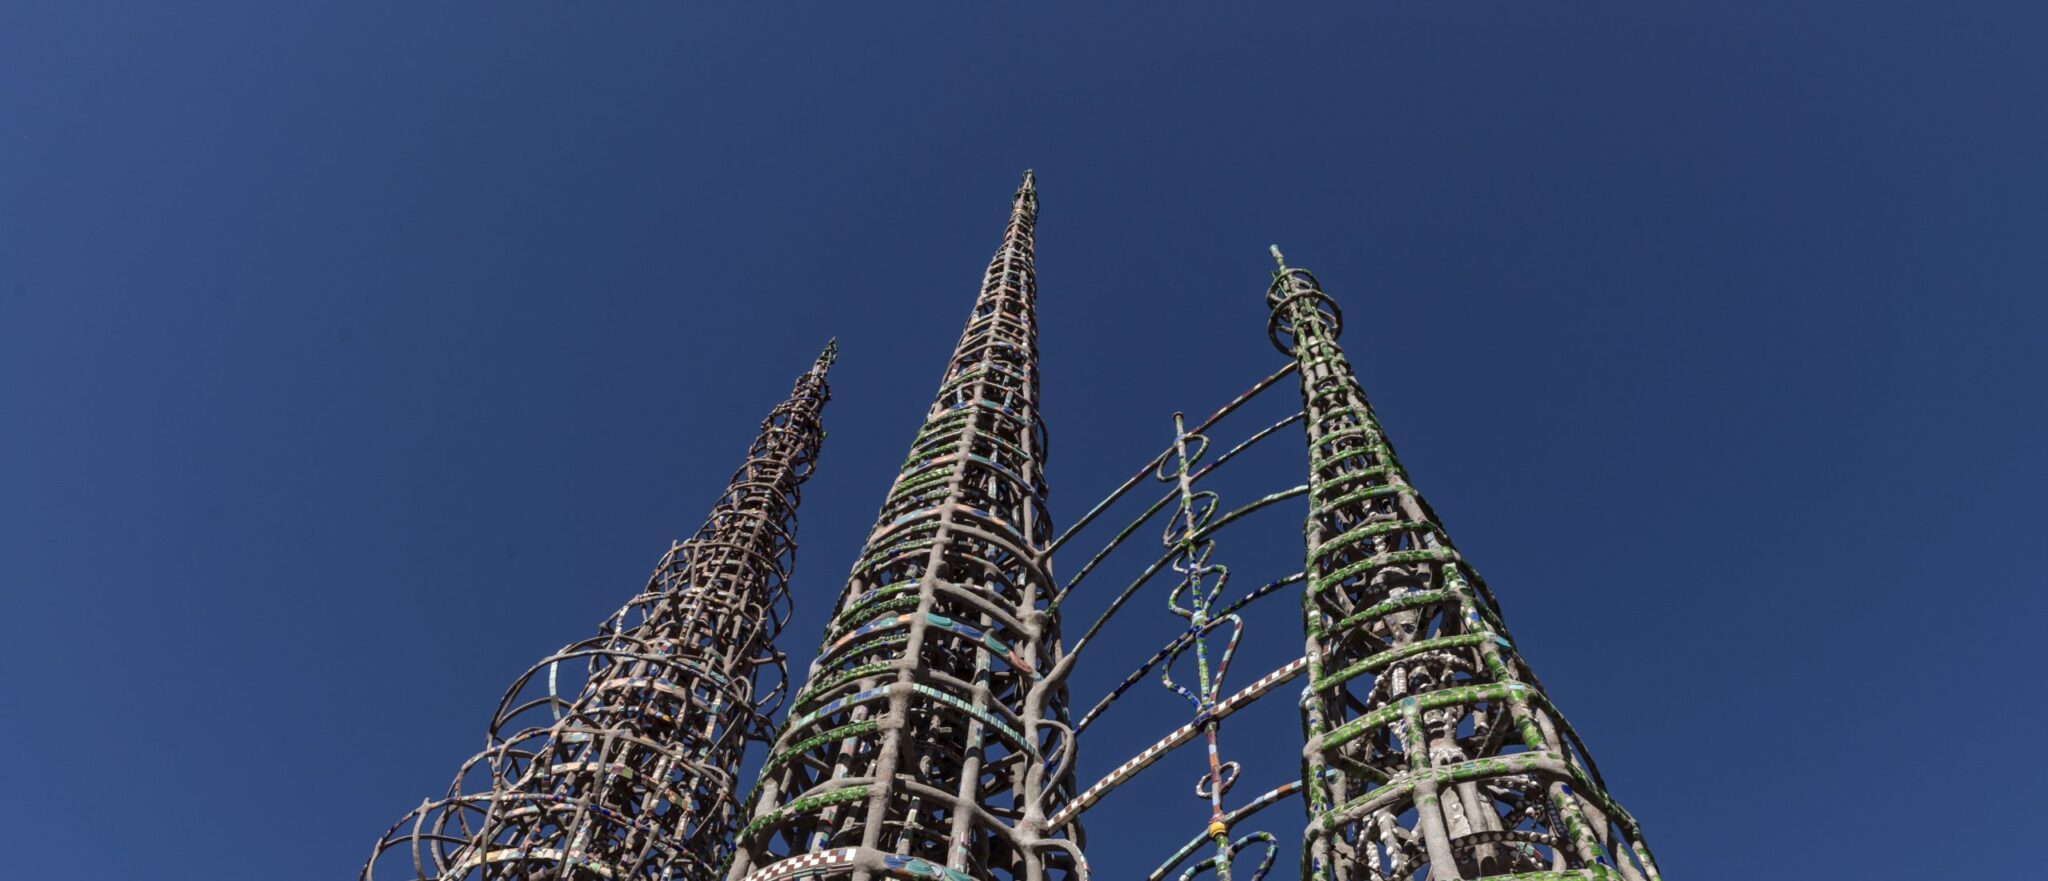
[739,847,859,881]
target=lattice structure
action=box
[1008,244,1659,881]
[726,172,1084,881]
[1273,248,1660,880]
[360,176,1664,881]
[364,344,837,881]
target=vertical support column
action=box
[730,173,1083,881]
[1269,247,1660,881]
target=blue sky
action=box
[3,4,2043,879]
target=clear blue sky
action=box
[4,4,2042,879]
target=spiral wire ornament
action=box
[1153,411,1279,881]
[363,345,837,881]
[1035,374,1312,881]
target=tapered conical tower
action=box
[366,345,837,881]
[1271,248,1659,881]
[728,173,1083,881]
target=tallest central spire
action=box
[729,172,1082,881]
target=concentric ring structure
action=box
[1270,248,1660,881]
[727,172,1084,881]
[364,344,836,881]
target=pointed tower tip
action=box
[814,338,838,373]
[1269,244,1288,270]
[1019,169,1036,193]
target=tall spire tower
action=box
[1270,248,1660,880]
[366,345,838,881]
[728,173,1082,881]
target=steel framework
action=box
[361,174,1663,881]
[364,344,836,881]
[1274,250,1658,881]
[1002,243,1660,881]
[724,171,1084,881]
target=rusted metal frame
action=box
[364,346,836,881]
